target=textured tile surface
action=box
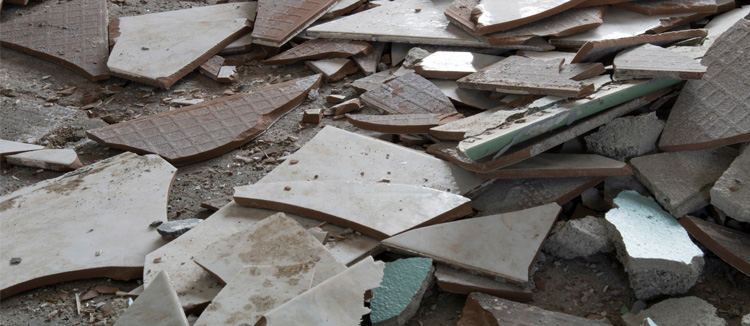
[370,258,434,325]
[710,149,750,222]
[458,293,608,326]
[361,72,457,115]
[264,39,371,65]
[614,44,707,80]
[114,271,188,326]
[252,0,337,47]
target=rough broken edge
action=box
[474,157,633,179]
[562,29,709,63]
[346,113,464,134]
[614,0,717,16]
[472,0,590,35]
[484,6,607,46]
[435,265,533,302]
[679,216,750,277]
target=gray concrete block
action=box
[543,216,613,259]
[710,148,750,222]
[584,112,664,161]
[622,296,726,326]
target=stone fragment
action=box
[543,216,613,259]
[430,80,498,110]
[352,42,385,76]
[710,149,750,222]
[264,39,371,65]
[383,203,562,284]
[630,147,737,217]
[581,187,608,211]
[613,44,707,80]
[605,191,704,300]
[1,153,176,298]
[482,6,606,46]
[434,266,532,302]
[472,177,604,215]
[446,0,588,35]
[0,140,44,163]
[585,112,665,161]
[402,47,430,68]
[0,0,110,80]
[414,51,503,79]
[680,216,750,276]
[370,258,434,326]
[107,3,256,89]
[87,74,322,165]
[332,98,363,115]
[615,0,718,16]
[306,58,358,82]
[347,113,464,134]
[622,296,726,326]
[458,292,608,325]
[476,153,632,179]
[5,149,83,172]
[302,108,323,124]
[257,257,385,325]
[156,219,202,241]
[361,72,457,115]
[252,0,338,47]
[113,271,188,326]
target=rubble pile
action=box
[1,0,749,325]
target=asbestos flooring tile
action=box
[305,58,358,82]
[0,140,43,162]
[264,39,371,65]
[143,202,379,311]
[233,181,472,240]
[471,177,604,214]
[414,51,504,79]
[471,0,591,35]
[5,148,83,171]
[257,126,482,195]
[360,72,458,115]
[87,74,321,166]
[113,271,188,326]
[483,6,606,46]
[434,265,533,302]
[0,152,176,298]
[107,3,256,89]
[614,0,718,16]
[352,42,385,76]
[659,19,750,152]
[680,216,750,277]
[430,80,499,110]
[458,293,608,325]
[613,44,707,80]
[252,0,338,47]
[258,257,385,325]
[0,0,110,80]
[475,153,632,179]
[346,113,464,134]
[383,203,561,284]
[710,149,750,223]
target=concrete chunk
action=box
[472,177,604,215]
[711,149,750,222]
[6,149,83,172]
[544,216,613,259]
[622,296,726,326]
[585,112,665,161]
[156,219,202,241]
[370,258,434,326]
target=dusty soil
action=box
[2,1,750,326]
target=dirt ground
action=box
[2,1,750,325]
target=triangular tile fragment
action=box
[613,44,707,80]
[252,0,338,47]
[680,216,750,277]
[467,0,589,35]
[482,6,606,46]
[107,3,256,89]
[710,149,750,222]
[87,74,322,165]
[5,149,83,171]
[321,0,367,19]
[352,42,385,76]
[430,80,499,111]
[234,181,472,240]
[476,153,632,179]
[1,152,176,298]
[264,39,371,65]
[435,265,532,302]
[305,58,358,82]
[347,113,464,134]
[615,0,718,16]
[361,72,457,115]
[414,51,503,80]
[113,271,188,326]
[472,177,604,214]
[0,140,43,162]
[0,0,109,80]
[370,258,434,325]
[458,293,608,326]
[383,203,562,283]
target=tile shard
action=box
[361,72,457,115]
[383,203,562,284]
[370,258,435,326]
[264,39,372,65]
[252,0,338,47]
[352,42,385,76]
[414,51,504,79]
[482,6,606,46]
[710,149,750,223]
[472,177,604,214]
[680,216,750,277]
[605,191,704,300]
[476,153,632,179]
[0,140,44,163]
[458,292,609,326]
[447,0,589,35]
[346,113,464,134]
[5,149,83,172]
[614,44,707,80]
[1,152,176,298]
[107,3,256,89]
[87,74,322,165]
[305,58,358,82]
[434,265,533,302]
[614,0,718,16]
[0,0,110,80]
[430,80,499,111]
[233,181,472,240]
[113,271,188,326]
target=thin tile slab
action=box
[666,6,750,60]
[414,51,503,79]
[458,293,608,326]
[470,0,590,35]
[472,177,604,214]
[516,50,578,61]
[219,34,254,55]
[360,72,457,115]
[1,152,176,298]
[482,6,606,46]
[257,257,385,325]
[352,42,385,76]
[429,105,529,141]
[615,0,718,16]
[383,203,562,284]
[143,202,379,311]
[113,271,188,326]
[630,147,738,218]
[107,3,256,89]
[346,113,464,134]
[659,19,750,152]
[434,265,532,302]
[475,153,632,179]
[233,181,472,240]
[0,140,43,162]
[252,0,338,47]
[264,39,371,65]
[571,29,708,63]
[710,149,750,222]
[6,149,83,171]
[351,68,397,93]
[430,80,499,110]
[87,74,321,165]
[321,0,366,19]
[370,258,434,325]
[680,216,750,276]
[613,44,707,80]
[0,0,109,80]
[305,58,358,82]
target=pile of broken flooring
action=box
[2,0,750,325]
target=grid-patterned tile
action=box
[360,72,456,115]
[252,0,338,46]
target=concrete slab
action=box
[383,203,562,284]
[445,0,588,35]
[87,74,322,165]
[475,153,632,179]
[605,190,704,300]
[680,216,750,277]
[6,149,82,171]
[370,258,434,326]
[346,113,464,134]
[1,99,77,143]
[584,112,665,161]
[615,0,718,16]
[252,0,337,47]
[305,58,358,82]
[0,140,44,163]
[482,6,606,46]
[264,39,371,65]
[614,44,707,80]
[430,80,499,110]
[434,265,532,302]
[414,51,503,80]
[361,72,457,115]
[113,271,188,326]
[458,292,608,325]
[622,296,726,326]
[107,3,256,89]
[710,149,750,222]
[472,177,604,215]
[630,147,738,218]
[233,181,472,240]
[0,152,176,298]
[543,216,613,259]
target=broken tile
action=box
[216,66,238,84]
[370,258,434,326]
[347,113,464,134]
[351,68,397,93]
[5,149,82,172]
[584,112,665,161]
[446,0,588,35]
[194,263,316,326]
[605,191,704,300]
[264,39,371,65]
[680,216,750,276]
[0,0,110,80]
[1,152,176,298]
[659,19,750,152]
[543,216,613,259]
[475,153,632,179]
[87,74,322,165]
[252,0,338,47]
[472,177,604,214]
[321,0,366,19]
[482,6,606,46]
[516,50,578,61]
[666,6,750,60]
[710,148,750,222]
[430,80,499,110]
[621,296,726,326]
[257,257,384,325]
[615,0,718,16]
[458,292,608,325]
[305,58,358,82]
[360,72,457,115]
[113,271,188,326]
[574,29,709,63]
[326,94,347,104]
[414,51,503,79]
[332,98,363,116]
[233,181,472,240]
[156,219,201,241]
[302,108,323,124]
[352,42,385,76]
[429,106,527,141]
[631,147,738,218]
[107,3,256,89]
[613,44,707,80]
[0,140,44,163]
[198,55,224,80]
[434,265,532,302]
[383,203,562,284]
[200,197,233,211]
[2,99,77,144]
[219,34,254,55]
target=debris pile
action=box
[1,0,749,325]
